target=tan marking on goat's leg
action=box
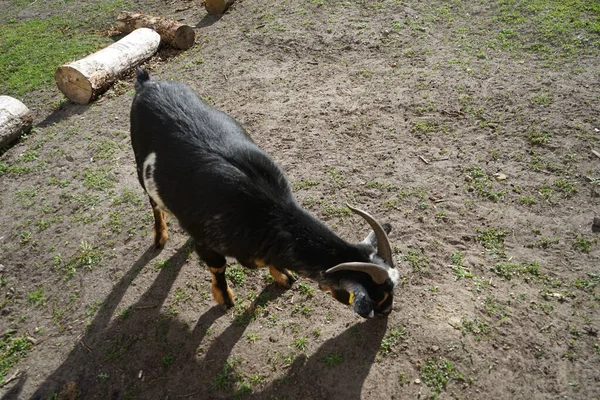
[210,266,234,308]
[269,266,294,289]
[152,205,168,249]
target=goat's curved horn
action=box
[346,204,395,268]
[326,262,390,285]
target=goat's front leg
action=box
[246,259,296,289]
[268,266,297,289]
[196,245,234,308]
[149,197,168,248]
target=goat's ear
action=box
[352,286,375,318]
[362,223,392,247]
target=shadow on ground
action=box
[15,240,387,399]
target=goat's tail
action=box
[135,67,150,91]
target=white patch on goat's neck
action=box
[369,251,376,262]
[388,267,400,286]
[143,152,169,212]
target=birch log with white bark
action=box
[0,96,32,148]
[55,28,161,104]
[116,12,195,50]
[205,0,235,14]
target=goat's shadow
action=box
[19,239,387,399]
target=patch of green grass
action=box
[519,196,535,205]
[213,359,239,392]
[573,235,597,253]
[0,333,33,384]
[397,186,428,201]
[490,0,600,59]
[420,357,465,398]
[322,204,351,218]
[459,317,490,340]
[402,248,429,272]
[20,150,39,162]
[365,180,394,190]
[105,334,134,362]
[553,178,578,197]
[411,120,439,135]
[292,180,319,190]
[491,261,545,281]
[531,92,553,106]
[475,227,508,255]
[527,130,552,145]
[464,166,505,202]
[526,237,559,249]
[107,212,122,233]
[111,188,143,207]
[323,351,344,367]
[571,273,600,292]
[293,337,308,352]
[155,259,170,270]
[380,327,407,355]
[62,241,103,279]
[298,282,314,297]
[450,265,473,281]
[226,265,247,287]
[0,17,111,95]
[449,251,473,280]
[483,296,509,320]
[28,287,46,306]
[161,354,174,368]
[82,167,115,191]
[292,304,313,317]
[91,139,119,161]
[0,161,31,177]
[246,333,259,344]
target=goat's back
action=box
[130,74,294,255]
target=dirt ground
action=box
[1,0,600,399]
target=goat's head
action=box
[323,204,399,318]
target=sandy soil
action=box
[1,0,599,399]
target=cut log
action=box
[116,11,195,50]
[0,96,32,148]
[205,0,235,14]
[55,28,160,104]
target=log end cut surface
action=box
[205,0,229,14]
[175,25,196,50]
[55,66,93,104]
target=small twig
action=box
[1,370,22,387]
[81,341,92,353]
[135,305,159,310]
[592,149,600,159]
[435,157,450,161]
[434,199,447,203]
[540,323,554,332]
[223,73,228,81]
[418,155,430,165]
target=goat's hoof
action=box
[154,233,168,249]
[213,286,235,308]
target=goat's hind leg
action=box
[149,197,168,248]
[197,245,234,308]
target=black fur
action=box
[130,70,395,318]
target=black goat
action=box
[129,68,399,318]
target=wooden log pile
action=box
[116,12,195,50]
[55,28,161,104]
